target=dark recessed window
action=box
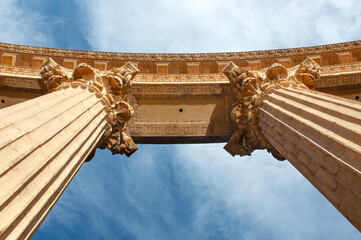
[1,99,5,103]
[356,96,360,100]
[179,108,183,112]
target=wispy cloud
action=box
[0,0,91,49]
[37,146,199,239]
[77,0,361,53]
[36,145,360,240]
[174,144,360,239]
[0,0,53,46]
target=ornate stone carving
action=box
[0,65,41,76]
[1,41,361,145]
[223,58,320,160]
[40,58,139,157]
[130,84,225,95]
[1,41,361,61]
[321,62,361,74]
[133,73,227,83]
[0,76,41,90]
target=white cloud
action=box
[37,144,360,239]
[174,144,360,239]
[0,0,52,46]
[77,0,361,53]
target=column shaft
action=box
[259,87,361,230]
[0,87,108,239]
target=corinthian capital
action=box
[222,58,320,160]
[40,58,140,157]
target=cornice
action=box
[0,41,361,61]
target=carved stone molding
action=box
[223,58,320,160]
[0,65,41,76]
[1,63,361,92]
[321,62,361,74]
[1,41,361,61]
[133,73,227,83]
[40,58,139,157]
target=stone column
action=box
[0,59,139,240]
[223,59,361,232]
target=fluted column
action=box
[223,59,361,231]
[0,59,139,239]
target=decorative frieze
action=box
[0,76,40,90]
[0,65,41,76]
[130,83,225,95]
[133,73,227,83]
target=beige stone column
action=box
[0,59,139,240]
[223,59,361,232]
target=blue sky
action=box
[1,0,361,239]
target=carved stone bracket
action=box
[40,58,139,157]
[222,58,320,160]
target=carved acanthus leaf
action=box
[223,58,320,160]
[40,58,139,158]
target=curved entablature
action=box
[1,41,361,144]
[1,41,361,74]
